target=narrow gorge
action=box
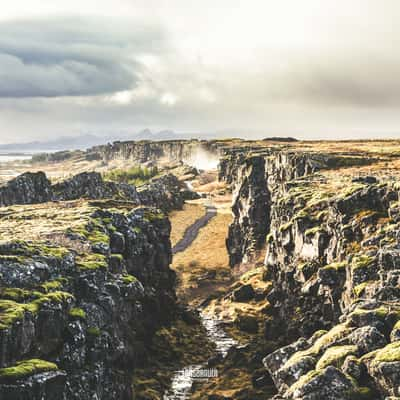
[1,138,400,399]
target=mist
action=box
[184,147,220,171]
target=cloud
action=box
[0,17,166,98]
[2,2,400,142]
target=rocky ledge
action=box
[0,171,186,212]
[220,148,375,267]
[0,200,176,399]
[261,175,400,399]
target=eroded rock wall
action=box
[88,139,222,165]
[220,146,400,398]
[0,206,175,400]
[222,149,326,267]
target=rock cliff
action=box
[87,139,222,165]
[0,201,176,400]
[0,172,53,207]
[219,145,400,399]
[221,149,331,266]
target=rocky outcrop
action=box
[261,176,400,398]
[264,298,400,399]
[0,204,176,400]
[217,144,400,398]
[137,174,185,212]
[0,172,53,206]
[0,171,186,212]
[223,149,331,267]
[53,172,140,202]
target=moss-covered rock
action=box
[316,345,358,370]
[0,359,58,382]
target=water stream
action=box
[163,311,237,399]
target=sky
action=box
[1,0,400,143]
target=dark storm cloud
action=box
[0,17,166,98]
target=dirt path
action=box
[172,206,217,254]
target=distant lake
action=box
[0,154,32,162]
[0,150,53,163]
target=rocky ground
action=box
[2,138,400,399]
[214,140,400,400]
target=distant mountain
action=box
[0,129,230,153]
[0,134,109,152]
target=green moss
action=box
[372,342,400,363]
[40,280,62,293]
[69,218,110,246]
[340,184,365,198]
[133,226,142,234]
[0,255,28,263]
[279,221,292,232]
[285,324,353,368]
[121,274,137,284]
[349,306,390,321]
[1,240,69,259]
[0,300,38,330]
[353,281,376,298]
[293,210,310,220]
[351,255,375,270]
[143,210,165,222]
[69,307,86,320]
[86,230,109,246]
[87,327,101,337]
[0,288,35,302]
[305,226,326,237]
[76,254,107,270]
[286,369,321,395]
[316,345,358,370]
[0,359,58,382]
[321,261,347,271]
[107,224,117,233]
[32,291,74,308]
[40,245,70,259]
[393,320,400,331]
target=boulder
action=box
[232,284,255,302]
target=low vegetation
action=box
[103,165,158,186]
[0,359,58,382]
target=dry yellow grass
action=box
[0,201,93,241]
[168,203,206,246]
[172,211,232,303]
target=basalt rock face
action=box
[137,173,185,212]
[222,149,327,267]
[88,139,220,165]
[0,171,186,212]
[0,205,176,400]
[53,172,140,203]
[262,178,400,399]
[226,155,270,266]
[219,146,400,398]
[264,179,397,339]
[0,172,53,206]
